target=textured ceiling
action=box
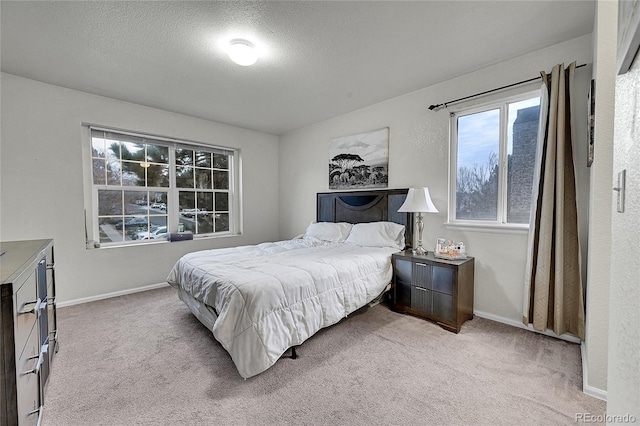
[0,1,595,135]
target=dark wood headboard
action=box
[316,189,413,249]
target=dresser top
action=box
[0,239,53,285]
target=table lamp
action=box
[398,187,439,255]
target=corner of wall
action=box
[581,341,608,400]
[582,0,618,394]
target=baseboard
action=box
[473,310,582,344]
[580,341,608,401]
[57,282,170,308]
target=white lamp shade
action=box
[398,187,438,213]
[228,40,258,66]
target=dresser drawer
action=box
[1,239,56,426]
[17,322,42,426]
[14,269,39,356]
[47,295,57,350]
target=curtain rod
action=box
[427,63,587,111]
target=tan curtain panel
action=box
[522,62,585,339]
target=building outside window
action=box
[86,128,238,247]
[449,91,541,228]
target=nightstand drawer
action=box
[395,281,412,308]
[411,286,432,313]
[413,262,430,289]
[432,266,454,294]
[433,292,453,322]
[395,259,412,284]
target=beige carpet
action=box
[42,286,605,425]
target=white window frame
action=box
[82,126,242,248]
[447,90,541,232]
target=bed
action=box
[167,189,413,379]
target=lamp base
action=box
[411,246,427,256]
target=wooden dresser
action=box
[1,239,58,426]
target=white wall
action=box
[0,73,280,303]
[583,0,617,397]
[278,36,593,325]
[607,37,640,418]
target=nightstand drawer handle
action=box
[415,287,428,292]
[416,263,427,267]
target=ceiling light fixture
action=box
[228,39,258,66]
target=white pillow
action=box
[304,222,353,243]
[346,222,406,249]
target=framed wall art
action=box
[329,127,389,190]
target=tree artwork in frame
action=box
[329,127,389,189]
[587,79,595,167]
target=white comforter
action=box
[167,238,397,378]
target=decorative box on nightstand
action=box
[391,250,474,333]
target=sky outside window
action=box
[457,96,540,168]
[457,109,500,170]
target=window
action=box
[449,92,541,227]
[86,128,238,247]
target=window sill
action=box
[86,232,241,250]
[444,222,529,235]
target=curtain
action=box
[522,62,585,339]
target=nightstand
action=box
[391,250,474,333]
